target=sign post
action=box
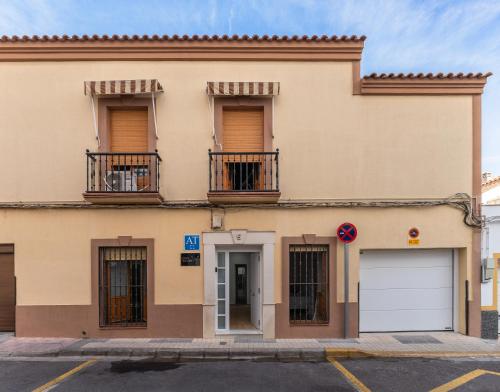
[337,222,358,339]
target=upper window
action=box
[109,108,149,152]
[289,244,329,324]
[222,107,264,152]
[222,107,265,191]
[99,246,147,327]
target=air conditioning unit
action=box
[105,170,137,192]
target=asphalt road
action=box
[1,357,500,392]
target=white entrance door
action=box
[216,250,262,333]
[360,249,454,332]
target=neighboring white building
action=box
[481,173,500,334]
[482,173,500,205]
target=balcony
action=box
[208,150,280,204]
[83,151,163,204]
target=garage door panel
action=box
[360,267,452,290]
[360,249,453,332]
[360,249,452,268]
[360,309,453,332]
[360,288,453,311]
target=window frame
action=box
[97,97,157,152]
[280,235,337,333]
[213,97,273,153]
[288,244,330,325]
[91,237,154,330]
[98,246,148,328]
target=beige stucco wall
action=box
[0,206,472,314]
[0,61,472,202]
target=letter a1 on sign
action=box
[337,222,357,244]
[184,234,200,251]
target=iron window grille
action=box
[289,245,329,324]
[99,246,147,327]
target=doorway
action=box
[216,251,261,333]
[0,245,15,332]
[235,264,248,304]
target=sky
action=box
[1,0,499,174]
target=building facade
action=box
[0,34,490,339]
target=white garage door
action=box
[360,249,454,332]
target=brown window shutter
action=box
[222,108,264,152]
[110,108,148,152]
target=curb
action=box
[4,348,500,360]
[1,348,326,361]
[325,348,373,359]
[325,348,500,359]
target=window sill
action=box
[83,192,163,204]
[207,191,280,204]
[99,325,147,330]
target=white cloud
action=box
[0,0,67,35]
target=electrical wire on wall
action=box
[216,193,483,229]
[1,193,482,228]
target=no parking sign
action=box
[337,222,357,338]
[337,222,358,244]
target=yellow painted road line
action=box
[328,358,371,392]
[32,359,97,392]
[429,368,500,392]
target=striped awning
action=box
[84,79,164,96]
[207,82,280,96]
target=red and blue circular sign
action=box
[337,222,358,244]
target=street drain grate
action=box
[149,338,193,343]
[392,335,443,344]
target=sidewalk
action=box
[1,332,499,360]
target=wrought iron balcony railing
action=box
[208,150,279,193]
[86,151,161,193]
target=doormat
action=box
[392,335,442,344]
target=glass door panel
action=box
[216,251,229,331]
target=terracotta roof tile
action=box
[0,34,367,43]
[363,72,492,80]
[482,176,500,193]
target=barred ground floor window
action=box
[99,246,147,327]
[289,244,329,324]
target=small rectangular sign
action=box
[408,239,420,246]
[184,234,200,251]
[181,253,200,266]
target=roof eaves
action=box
[0,34,367,43]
